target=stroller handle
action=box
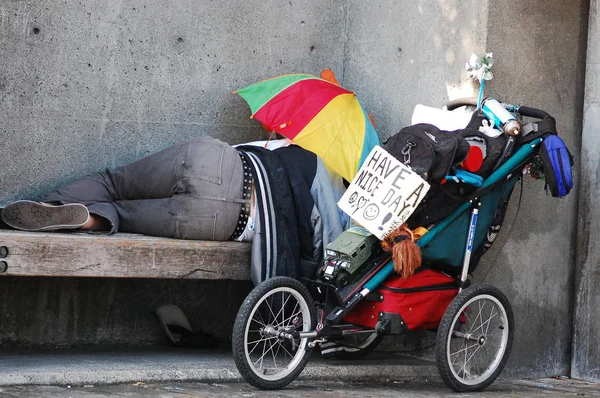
[446,97,552,121]
[515,105,552,120]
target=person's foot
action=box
[0,200,89,231]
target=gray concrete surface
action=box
[1,371,600,398]
[1,346,598,398]
[3,380,600,398]
[343,0,489,140]
[0,276,253,345]
[0,347,438,386]
[0,0,591,382]
[472,1,588,379]
[573,0,600,384]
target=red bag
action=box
[344,268,458,331]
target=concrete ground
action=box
[0,347,437,386]
[1,378,599,397]
[0,348,598,397]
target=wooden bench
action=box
[0,230,251,280]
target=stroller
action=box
[231,99,560,392]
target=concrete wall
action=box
[341,0,588,378]
[0,0,590,379]
[477,1,588,378]
[573,0,600,383]
[0,0,346,204]
[0,0,346,346]
[343,1,488,139]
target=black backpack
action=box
[384,123,470,184]
[385,122,512,228]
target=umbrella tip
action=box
[232,90,237,94]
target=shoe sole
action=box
[1,200,89,231]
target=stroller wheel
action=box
[232,276,316,390]
[436,284,514,392]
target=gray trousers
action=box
[44,137,246,241]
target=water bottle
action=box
[481,98,521,136]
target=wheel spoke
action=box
[469,309,498,337]
[282,291,286,329]
[273,339,283,366]
[464,311,472,327]
[279,340,298,360]
[468,300,485,334]
[254,310,268,328]
[265,296,279,325]
[484,306,497,336]
[277,300,300,327]
[247,335,276,347]
[272,291,291,327]
[451,338,469,366]
[254,336,278,369]
[271,338,279,369]
[450,341,480,359]
[255,331,270,371]
[278,307,303,329]
[250,317,267,329]
[248,335,276,357]
[458,343,485,377]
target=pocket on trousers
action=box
[181,140,226,184]
[173,212,217,240]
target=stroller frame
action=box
[232,101,551,392]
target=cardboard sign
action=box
[338,145,430,240]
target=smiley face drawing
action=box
[363,203,380,220]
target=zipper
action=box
[540,141,557,195]
[557,149,568,194]
[379,282,458,294]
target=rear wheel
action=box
[436,284,514,392]
[232,277,316,390]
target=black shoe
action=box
[0,208,9,229]
[0,200,89,231]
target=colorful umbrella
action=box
[235,73,380,182]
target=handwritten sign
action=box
[338,146,430,240]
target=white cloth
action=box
[411,104,473,131]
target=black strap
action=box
[521,117,557,144]
[439,175,512,204]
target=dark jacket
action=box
[238,145,321,284]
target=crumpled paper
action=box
[466,53,494,82]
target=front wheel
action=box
[436,284,514,392]
[232,276,316,390]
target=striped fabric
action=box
[243,151,278,282]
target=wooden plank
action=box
[0,230,251,280]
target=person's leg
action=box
[2,136,246,239]
[81,213,111,231]
[1,141,190,233]
[38,141,189,232]
[112,138,247,240]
